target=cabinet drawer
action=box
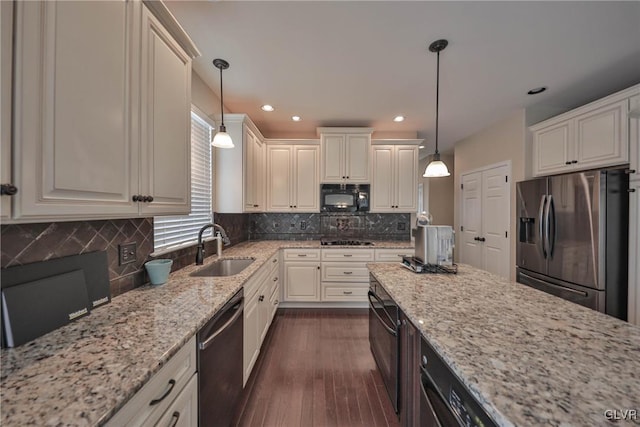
[322,284,369,302]
[374,248,413,262]
[283,249,321,261]
[268,253,279,272]
[147,373,197,427]
[321,249,374,262]
[321,262,369,282]
[106,336,196,427]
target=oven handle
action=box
[367,291,397,337]
[420,365,453,427]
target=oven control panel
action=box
[450,388,489,427]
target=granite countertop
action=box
[0,239,412,426]
[367,263,640,427]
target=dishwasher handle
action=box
[199,299,244,351]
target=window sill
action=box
[151,236,217,257]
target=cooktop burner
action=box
[320,238,374,246]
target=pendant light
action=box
[423,39,450,178]
[212,58,234,148]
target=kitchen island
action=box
[0,240,410,426]
[367,263,640,426]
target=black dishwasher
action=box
[197,289,243,427]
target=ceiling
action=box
[165,1,640,154]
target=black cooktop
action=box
[320,238,374,246]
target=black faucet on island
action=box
[195,223,231,265]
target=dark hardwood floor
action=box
[234,309,400,427]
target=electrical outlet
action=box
[300,221,307,230]
[118,242,137,265]
[273,222,280,229]
[397,222,406,231]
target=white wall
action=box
[453,110,526,280]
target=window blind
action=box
[154,111,213,251]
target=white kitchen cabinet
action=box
[371,144,419,212]
[530,85,638,177]
[244,128,265,212]
[283,249,321,302]
[629,94,640,182]
[319,128,373,183]
[0,0,13,221]
[374,248,414,262]
[243,252,279,385]
[151,374,197,427]
[11,1,196,222]
[320,248,372,302]
[138,6,191,216]
[216,115,267,213]
[265,142,319,212]
[106,337,197,427]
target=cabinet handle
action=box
[343,254,353,257]
[273,277,278,282]
[479,237,486,242]
[272,258,277,263]
[343,291,353,295]
[149,379,176,406]
[132,195,141,202]
[274,299,279,305]
[254,204,259,207]
[474,237,480,241]
[629,188,637,193]
[297,254,307,257]
[259,295,264,302]
[0,184,18,196]
[565,161,572,165]
[169,411,181,427]
[625,169,637,174]
[571,160,578,164]
[343,271,353,275]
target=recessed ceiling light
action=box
[527,87,547,95]
[292,116,302,122]
[261,104,275,112]
[419,145,425,149]
[393,115,405,122]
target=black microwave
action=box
[320,184,370,212]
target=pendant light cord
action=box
[219,66,225,127]
[435,49,440,156]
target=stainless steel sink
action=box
[190,258,255,277]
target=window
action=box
[153,109,213,252]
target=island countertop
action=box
[0,239,411,426]
[367,262,640,426]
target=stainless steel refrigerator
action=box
[516,168,629,320]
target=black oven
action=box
[419,337,497,427]
[369,274,399,413]
[321,184,369,212]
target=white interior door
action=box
[481,165,510,279]
[461,172,483,269]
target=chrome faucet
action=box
[195,223,231,265]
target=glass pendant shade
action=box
[423,158,450,177]
[211,125,234,148]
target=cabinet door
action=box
[243,293,260,385]
[345,134,370,182]
[321,135,345,182]
[371,146,395,212]
[629,181,640,326]
[244,130,256,210]
[150,374,198,427]
[575,100,628,170]
[395,146,418,212]
[630,95,640,182]
[266,145,293,211]
[13,1,139,220]
[1,1,12,221]
[139,7,191,216]
[532,121,572,176]
[293,145,319,212]
[258,279,272,344]
[255,139,266,210]
[284,262,320,301]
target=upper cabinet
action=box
[9,1,199,223]
[629,94,640,183]
[215,114,266,213]
[530,85,639,177]
[371,143,419,213]
[319,128,373,183]
[265,142,319,212]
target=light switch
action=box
[118,242,137,265]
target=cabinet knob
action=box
[479,237,486,242]
[289,205,293,208]
[0,184,18,196]
[625,169,636,174]
[571,160,578,164]
[342,176,345,179]
[346,176,349,179]
[565,161,572,165]
[629,188,637,193]
[254,204,259,207]
[132,194,141,202]
[294,205,297,208]
[259,295,264,302]
[144,195,154,203]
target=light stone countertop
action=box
[367,262,640,427]
[0,239,411,426]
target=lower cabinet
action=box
[399,311,420,427]
[243,252,280,385]
[629,180,640,326]
[106,336,197,427]
[284,249,321,301]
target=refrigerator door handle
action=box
[538,195,547,259]
[547,195,556,258]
